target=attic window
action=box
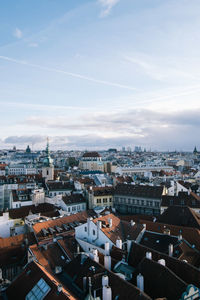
[26,278,51,300]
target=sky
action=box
[1,0,200,151]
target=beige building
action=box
[88,186,114,209]
[79,152,104,172]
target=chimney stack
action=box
[127,240,132,254]
[158,259,166,266]
[93,249,99,263]
[169,244,173,257]
[130,220,135,226]
[104,255,111,270]
[108,218,112,228]
[102,275,109,287]
[102,286,112,300]
[116,238,122,249]
[178,234,182,241]
[57,284,63,293]
[137,273,144,292]
[146,252,152,260]
[97,221,102,240]
[83,277,87,292]
[104,242,110,255]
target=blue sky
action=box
[1,0,200,150]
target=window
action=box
[103,198,107,203]
[46,170,49,176]
[97,199,101,204]
[26,278,50,300]
[84,227,87,232]
[93,229,95,235]
[68,207,70,212]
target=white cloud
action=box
[28,42,38,48]
[98,0,120,17]
[13,27,23,39]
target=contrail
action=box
[0,55,137,91]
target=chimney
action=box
[104,242,110,255]
[102,286,112,300]
[178,234,182,241]
[93,249,99,263]
[158,259,166,266]
[57,284,63,293]
[116,238,122,249]
[83,277,87,292]
[146,252,152,260]
[127,240,132,254]
[102,275,109,287]
[87,218,91,237]
[104,255,111,270]
[137,273,144,292]
[108,218,112,228]
[97,221,102,240]
[164,228,170,235]
[130,220,135,226]
[55,266,62,274]
[169,244,173,257]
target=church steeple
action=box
[193,146,198,155]
[42,137,54,182]
[43,137,53,167]
[46,137,50,156]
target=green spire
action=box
[193,146,198,154]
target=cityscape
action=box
[1,0,200,299]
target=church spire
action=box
[193,146,198,155]
[46,137,50,155]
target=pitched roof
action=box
[92,213,143,244]
[33,210,96,240]
[5,261,77,300]
[9,203,60,219]
[128,241,200,288]
[161,193,200,208]
[62,194,86,205]
[63,255,152,300]
[90,186,114,196]
[157,206,200,229]
[132,257,187,300]
[82,152,101,158]
[115,184,164,199]
[46,181,73,191]
[140,231,179,254]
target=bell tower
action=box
[42,137,54,182]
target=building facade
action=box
[114,184,165,215]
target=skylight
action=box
[26,278,51,300]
